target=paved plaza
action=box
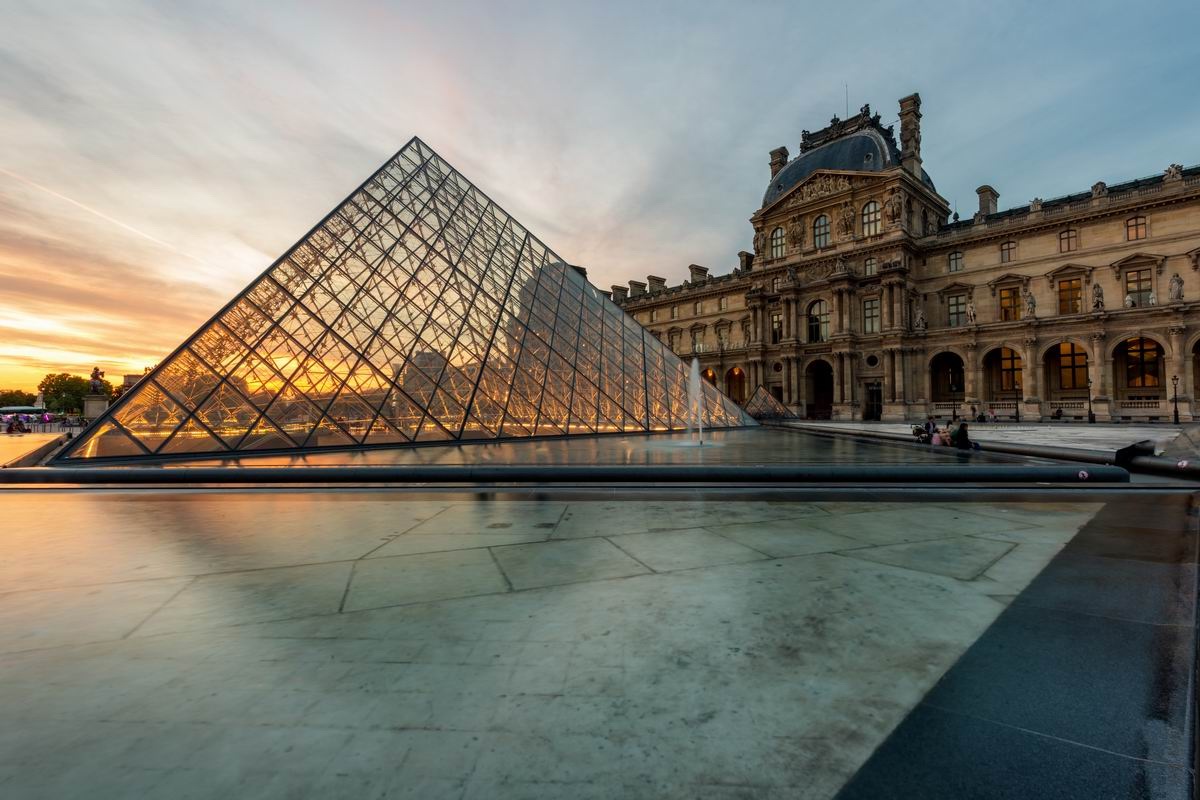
[0,489,1122,798]
[787,421,1186,455]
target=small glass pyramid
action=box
[743,385,795,420]
[58,138,754,460]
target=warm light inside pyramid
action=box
[60,138,753,460]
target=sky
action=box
[1,0,1198,391]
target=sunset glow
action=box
[2,1,1198,391]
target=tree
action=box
[0,389,35,407]
[38,373,113,413]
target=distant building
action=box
[615,94,1199,422]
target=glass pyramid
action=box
[743,385,795,420]
[58,138,754,461]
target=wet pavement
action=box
[1,487,1192,798]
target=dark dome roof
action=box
[762,128,936,207]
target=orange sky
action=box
[3,2,1197,392]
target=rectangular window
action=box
[717,328,728,348]
[999,286,1022,321]
[718,296,729,311]
[690,331,701,351]
[670,305,678,320]
[693,301,702,315]
[1000,348,1023,392]
[948,252,963,273]
[947,294,967,327]
[862,299,880,333]
[813,216,830,249]
[1126,338,1160,388]
[1058,278,1082,315]
[770,312,783,344]
[772,277,781,292]
[649,309,658,323]
[1126,216,1147,241]
[1125,268,1152,307]
[1057,343,1088,390]
[1000,241,1017,263]
[863,258,877,276]
[1059,229,1078,253]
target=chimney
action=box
[737,251,754,272]
[610,284,628,302]
[688,264,709,284]
[769,146,789,178]
[976,185,999,217]
[628,280,646,297]
[898,93,922,176]
[647,275,667,292]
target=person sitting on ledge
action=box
[951,421,973,450]
[986,408,998,423]
[1052,408,1064,420]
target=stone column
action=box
[894,348,907,402]
[1169,325,1187,391]
[883,349,895,402]
[883,285,894,329]
[965,343,980,404]
[833,354,844,403]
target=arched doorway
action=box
[725,366,747,404]
[1043,342,1089,418]
[1114,337,1165,413]
[805,360,834,419]
[701,368,718,387]
[983,347,1023,415]
[929,352,965,404]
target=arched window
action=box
[863,257,877,276]
[1124,337,1161,387]
[1059,229,1078,253]
[1000,241,1017,263]
[861,201,881,237]
[813,215,830,249]
[1126,216,1147,241]
[807,300,830,343]
[769,227,785,259]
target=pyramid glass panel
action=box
[57,137,754,461]
[743,385,797,420]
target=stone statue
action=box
[1164,163,1184,182]
[1124,293,1135,308]
[1092,283,1105,310]
[838,202,855,238]
[1169,273,1184,302]
[885,190,904,225]
[786,216,804,249]
[1147,291,1157,306]
[965,301,977,325]
[753,230,765,254]
[1091,181,1107,198]
[89,367,105,394]
[786,265,798,283]
[1022,288,1037,318]
[913,307,927,332]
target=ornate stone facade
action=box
[615,94,1200,422]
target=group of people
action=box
[3,412,53,435]
[914,416,980,450]
[5,416,32,435]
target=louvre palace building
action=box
[613,93,1200,422]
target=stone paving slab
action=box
[0,489,1171,798]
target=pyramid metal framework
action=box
[58,138,753,461]
[743,385,796,420]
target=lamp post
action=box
[1087,377,1095,424]
[1013,382,1020,423]
[1172,374,1180,425]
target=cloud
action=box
[1,0,1198,389]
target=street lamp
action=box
[1087,377,1095,424]
[1013,381,1020,423]
[1172,374,1180,425]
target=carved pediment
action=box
[1186,247,1200,271]
[937,281,974,300]
[986,272,1031,296]
[1111,252,1167,275]
[783,172,855,208]
[1045,263,1095,285]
